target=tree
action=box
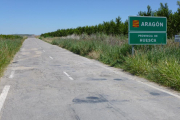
[115,16,122,34]
[138,5,152,16]
[123,20,128,35]
[156,3,173,38]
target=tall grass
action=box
[0,34,23,39]
[124,44,180,90]
[47,33,180,91]
[0,37,24,77]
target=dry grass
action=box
[40,37,61,43]
[61,34,80,40]
[35,35,40,38]
[40,34,80,43]
[88,51,100,59]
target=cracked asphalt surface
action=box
[0,37,180,120]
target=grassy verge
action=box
[0,36,25,77]
[41,33,180,91]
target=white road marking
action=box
[49,56,53,59]
[69,77,74,80]
[0,85,10,112]
[43,50,45,52]
[9,71,15,78]
[64,71,69,77]
[99,63,180,99]
[137,80,180,99]
[63,71,74,80]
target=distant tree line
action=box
[41,16,128,37]
[41,1,180,38]
[0,35,22,39]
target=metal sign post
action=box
[175,35,180,47]
[132,45,134,55]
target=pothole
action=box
[149,92,160,96]
[12,61,18,64]
[86,97,99,99]
[73,95,108,104]
[114,79,122,81]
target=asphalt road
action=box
[0,38,180,120]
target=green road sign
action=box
[129,33,167,45]
[128,16,167,45]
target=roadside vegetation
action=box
[0,34,23,39]
[0,35,25,77]
[41,33,180,91]
[40,1,180,91]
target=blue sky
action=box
[0,0,179,35]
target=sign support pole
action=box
[132,45,134,55]
[174,35,180,48]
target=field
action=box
[40,33,180,91]
[0,35,25,77]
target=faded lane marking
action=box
[99,63,180,99]
[63,71,74,80]
[69,77,74,80]
[137,80,180,99]
[0,85,10,112]
[10,66,34,71]
[49,56,53,59]
[9,71,15,79]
